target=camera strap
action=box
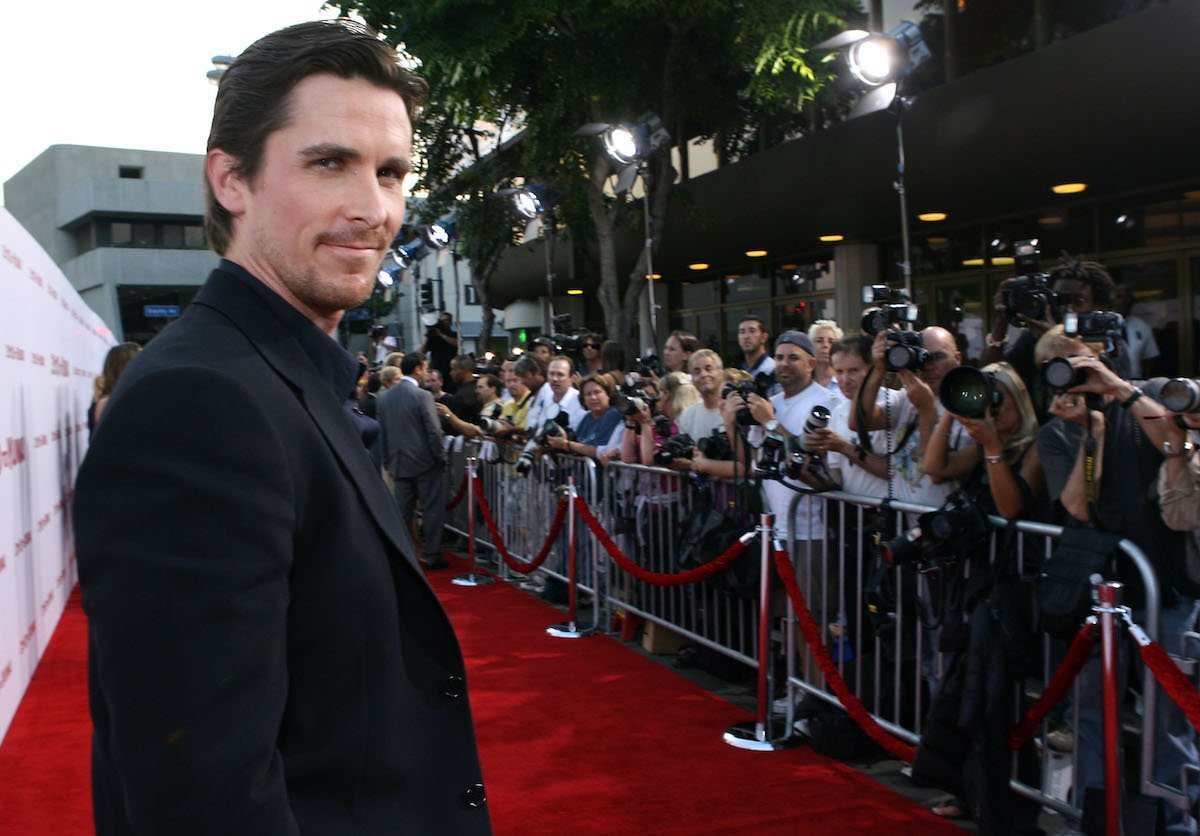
[1083,412,1106,531]
[853,367,917,463]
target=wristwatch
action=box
[764,419,779,433]
[1162,439,1195,459]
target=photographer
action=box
[545,374,623,464]
[1034,326,1197,829]
[527,355,586,432]
[674,349,729,464]
[821,336,892,495]
[620,372,698,467]
[421,311,459,389]
[851,326,970,506]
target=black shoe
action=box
[422,557,449,569]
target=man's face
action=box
[662,336,688,372]
[475,377,494,400]
[811,328,836,364]
[424,368,441,391]
[411,362,428,386]
[581,382,609,413]
[1051,277,1095,315]
[506,369,528,398]
[690,355,723,397]
[919,327,961,390]
[774,343,814,394]
[452,363,473,383]
[532,344,553,363]
[517,369,541,392]
[831,350,868,400]
[215,74,412,328]
[547,359,571,398]
[439,312,453,329]
[737,320,768,354]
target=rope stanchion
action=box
[575,498,753,586]
[446,472,467,510]
[1007,622,1097,750]
[471,477,567,574]
[1131,622,1200,738]
[772,548,918,763]
[452,456,494,587]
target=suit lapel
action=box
[194,270,423,575]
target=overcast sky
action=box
[0,0,340,202]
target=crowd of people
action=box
[352,253,1200,834]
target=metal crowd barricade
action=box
[777,488,1178,820]
[600,461,760,668]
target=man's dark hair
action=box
[514,355,546,378]
[831,334,872,365]
[450,354,474,371]
[204,19,428,255]
[400,351,426,376]
[738,315,768,332]
[668,329,700,353]
[1049,255,1115,308]
[479,374,502,398]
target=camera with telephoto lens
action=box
[883,330,930,372]
[633,354,666,378]
[861,285,919,336]
[653,433,696,466]
[1148,378,1200,414]
[474,415,509,435]
[781,406,839,491]
[613,373,657,417]
[1040,353,1116,412]
[939,367,1002,419]
[1001,239,1063,324]
[881,491,990,569]
[513,411,574,476]
[721,372,775,426]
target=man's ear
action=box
[206,149,248,218]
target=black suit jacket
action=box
[74,267,491,834]
[378,379,445,478]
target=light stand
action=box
[893,99,913,298]
[639,162,660,354]
[543,220,556,335]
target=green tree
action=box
[336,0,861,349]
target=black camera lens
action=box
[1160,378,1200,414]
[881,529,920,568]
[1041,357,1081,391]
[939,367,998,419]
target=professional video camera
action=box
[1147,377,1200,414]
[721,372,775,426]
[881,491,990,570]
[513,408,574,476]
[547,313,588,362]
[1000,239,1062,324]
[861,284,919,336]
[939,366,1003,419]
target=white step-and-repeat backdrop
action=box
[0,207,114,744]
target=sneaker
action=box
[518,577,546,593]
[772,694,798,714]
[1046,726,1074,753]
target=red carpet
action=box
[0,574,958,834]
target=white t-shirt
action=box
[677,402,724,444]
[878,394,969,508]
[826,394,891,499]
[761,383,842,540]
[1123,315,1159,379]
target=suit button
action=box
[443,675,465,699]
[462,783,486,808]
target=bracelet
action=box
[984,453,1004,465]
[933,429,951,437]
[1120,387,1144,409]
[985,333,1007,348]
[1162,440,1196,459]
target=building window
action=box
[111,222,132,245]
[119,166,144,179]
[161,224,184,249]
[184,225,206,249]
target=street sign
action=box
[143,305,180,318]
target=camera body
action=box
[721,372,775,426]
[883,330,930,372]
[632,354,666,378]
[781,406,837,488]
[1001,239,1062,323]
[696,430,734,461]
[613,375,656,417]
[513,413,574,475]
[881,491,989,569]
[474,415,508,435]
[862,284,919,336]
[1063,310,1124,346]
[653,433,696,466]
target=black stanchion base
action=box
[546,621,597,639]
[722,719,803,751]
[451,572,495,587]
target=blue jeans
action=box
[1074,596,1200,834]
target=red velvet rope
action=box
[574,498,751,587]
[471,478,568,574]
[1006,622,1097,750]
[772,548,918,763]
[1138,640,1200,737]
[446,473,468,510]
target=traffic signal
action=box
[419,280,434,308]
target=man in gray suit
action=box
[379,351,449,568]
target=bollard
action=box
[548,475,595,638]
[452,456,494,587]
[1094,577,1123,836]
[723,513,799,751]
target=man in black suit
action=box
[379,351,450,568]
[72,20,490,834]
